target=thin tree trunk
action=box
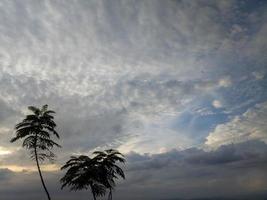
[92,192,96,200]
[34,147,51,200]
[90,184,96,200]
[108,188,112,200]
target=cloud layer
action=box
[1,141,267,200]
[0,0,267,199]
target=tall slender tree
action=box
[10,105,60,200]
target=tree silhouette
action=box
[61,149,125,200]
[60,155,106,200]
[93,149,125,200]
[10,105,60,200]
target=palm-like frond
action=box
[93,149,125,200]
[61,155,107,199]
[10,105,61,162]
[28,106,41,115]
[61,149,125,200]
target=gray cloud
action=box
[1,140,267,200]
[119,140,267,199]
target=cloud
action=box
[1,141,267,200]
[0,146,12,156]
[0,98,17,125]
[0,0,266,152]
[218,76,232,88]
[127,140,267,170]
[119,140,267,199]
[206,101,267,148]
[252,71,265,80]
[212,100,223,108]
[0,1,267,198]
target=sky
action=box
[0,0,267,199]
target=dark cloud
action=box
[12,140,267,199]
[186,140,267,166]
[127,140,267,171]
[119,140,267,199]
[1,141,267,199]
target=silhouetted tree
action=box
[10,105,60,200]
[60,155,106,200]
[94,149,125,200]
[61,149,125,200]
